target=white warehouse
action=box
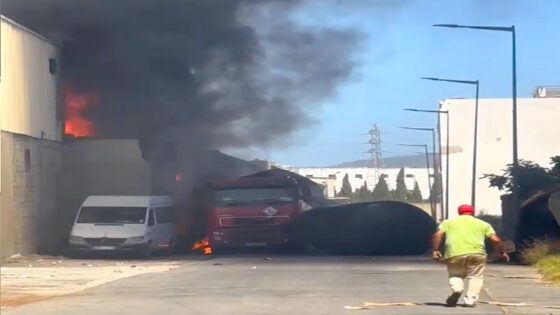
[288,167,434,200]
[439,90,560,219]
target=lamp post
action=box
[422,77,479,210]
[398,143,435,218]
[405,108,450,219]
[400,127,440,218]
[433,23,519,224]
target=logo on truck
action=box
[263,207,278,216]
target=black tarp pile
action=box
[288,201,436,255]
[516,188,560,246]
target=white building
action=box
[1,16,62,256]
[288,167,434,200]
[440,91,560,219]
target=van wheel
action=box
[140,242,152,259]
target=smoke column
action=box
[3,0,362,159]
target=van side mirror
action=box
[148,209,155,227]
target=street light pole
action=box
[422,77,479,210]
[404,109,450,219]
[433,23,519,224]
[400,127,439,218]
[398,143,435,218]
[472,81,480,209]
[511,26,520,218]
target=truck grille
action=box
[222,228,286,245]
[84,238,127,246]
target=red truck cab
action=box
[209,177,305,249]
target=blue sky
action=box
[260,0,560,167]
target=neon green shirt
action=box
[438,215,496,258]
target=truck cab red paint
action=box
[209,177,303,248]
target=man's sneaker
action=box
[463,303,476,308]
[446,292,462,307]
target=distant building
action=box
[439,90,560,219]
[288,167,434,199]
[1,16,62,256]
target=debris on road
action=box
[7,254,24,261]
[502,275,541,280]
[480,301,534,307]
[344,302,421,310]
[1,259,180,309]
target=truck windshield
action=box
[215,188,297,206]
[77,207,147,224]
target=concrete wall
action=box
[58,139,152,246]
[1,16,61,257]
[1,131,62,257]
[440,97,560,218]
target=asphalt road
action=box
[2,255,512,315]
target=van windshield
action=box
[77,207,147,224]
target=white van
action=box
[68,196,177,258]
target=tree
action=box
[551,156,560,177]
[338,173,353,197]
[483,156,560,202]
[430,173,442,202]
[394,168,408,201]
[354,181,373,202]
[372,176,392,201]
[408,180,423,203]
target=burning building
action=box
[1,16,62,257]
[1,0,361,256]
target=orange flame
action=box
[192,237,213,255]
[64,86,97,137]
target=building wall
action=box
[440,97,560,218]
[0,16,61,141]
[1,16,62,257]
[1,131,62,257]
[59,139,152,248]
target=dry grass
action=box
[521,240,560,283]
[520,240,552,265]
[536,255,560,283]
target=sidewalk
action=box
[1,254,180,309]
[485,263,560,315]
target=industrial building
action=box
[1,16,62,256]
[439,89,560,220]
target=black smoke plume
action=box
[3,0,362,160]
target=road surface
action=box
[3,255,558,315]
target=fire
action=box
[64,86,97,137]
[192,237,213,255]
